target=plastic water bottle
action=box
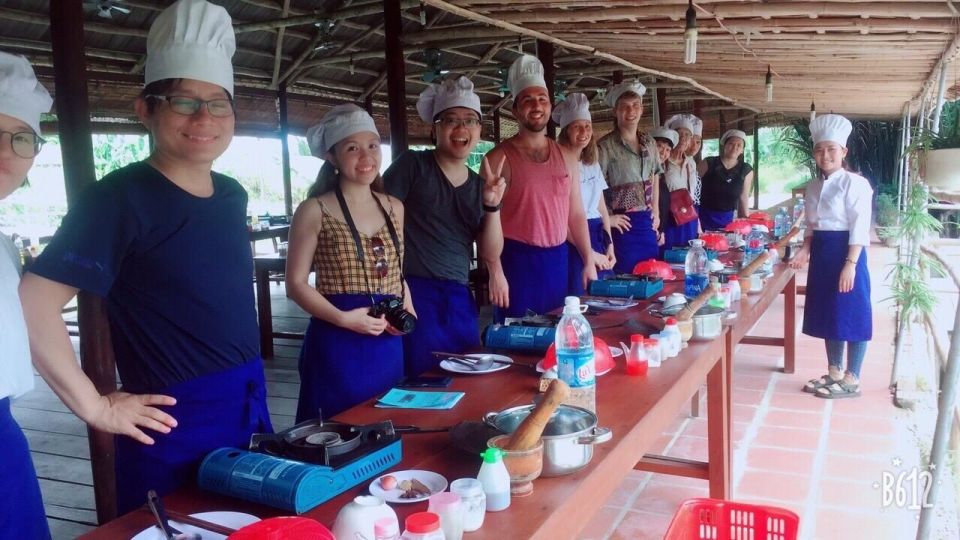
[774,207,788,239]
[684,239,709,297]
[477,448,510,512]
[743,225,766,267]
[792,198,805,232]
[555,296,596,414]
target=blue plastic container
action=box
[482,324,555,354]
[588,277,663,299]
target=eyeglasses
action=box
[371,236,389,278]
[435,117,482,129]
[145,95,235,118]
[0,130,45,159]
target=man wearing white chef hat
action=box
[0,50,52,540]
[21,0,272,514]
[482,55,595,321]
[791,113,873,399]
[383,76,505,376]
[597,80,662,273]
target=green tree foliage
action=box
[92,134,151,180]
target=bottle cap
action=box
[374,517,399,538]
[481,447,504,463]
[428,492,461,512]
[405,512,441,534]
[563,295,582,314]
[665,317,677,325]
[630,334,644,343]
[689,238,705,247]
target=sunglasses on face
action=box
[0,130,44,159]
[146,95,235,118]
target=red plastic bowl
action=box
[724,219,754,235]
[542,337,615,375]
[747,211,774,230]
[700,232,729,251]
[228,517,335,540]
[632,259,675,280]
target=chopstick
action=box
[163,509,238,536]
[432,351,535,369]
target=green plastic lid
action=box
[481,447,503,463]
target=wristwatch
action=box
[844,257,857,265]
[483,201,503,212]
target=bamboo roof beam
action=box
[270,0,291,89]
[234,0,419,33]
[915,31,960,101]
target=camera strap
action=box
[333,185,405,303]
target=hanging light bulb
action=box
[684,0,698,64]
[810,101,816,123]
[765,65,773,102]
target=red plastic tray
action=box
[664,498,799,540]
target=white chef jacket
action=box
[804,169,873,246]
[0,232,33,400]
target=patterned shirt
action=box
[313,198,404,297]
[597,130,663,212]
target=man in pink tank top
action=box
[482,54,595,320]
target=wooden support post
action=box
[612,69,623,84]
[492,108,501,143]
[737,109,747,131]
[363,94,374,117]
[651,88,661,128]
[656,86,667,128]
[49,0,119,524]
[753,119,760,211]
[536,39,556,139]
[693,99,703,159]
[383,0,408,160]
[278,83,293,217]
[718,110,727,135]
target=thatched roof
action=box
[2,0,957,141]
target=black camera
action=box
[369,297,417,334]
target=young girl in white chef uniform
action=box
[790,114,873,399]
[0,51,52,539]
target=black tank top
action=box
[699,156,753,212]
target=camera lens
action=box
[388,308,417,334]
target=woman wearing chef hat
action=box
[697,129,754,231]
[686,115,704,162]
[20,0,272,513]
[553,92,616,295]
[660,113,702,252]
[0,51,52,540]
[288,103,414,421]
[790,114,873,399]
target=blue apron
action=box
[803,230,872,341]
[296,294,404,422]
[403,276,480,376]
[661,210,700,255]
[114,358,272,516]
[0,398,51,539]
[699,208,735,232]
[611,210,658,274]
[494,239,568,322]
[568,217,613,296]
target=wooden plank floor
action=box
[11,280,308,539]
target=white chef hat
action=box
[691,116,703,137]
[810,113,852,147]
[416,76,482,123]
[720,129,747,146]
[604,81,646,108]
[0,52,52,135]
[508,54,547,98]
[306,104,379,157]
[145,0,236,96]
[650,127,679,148]
[665,113,698,135]
[551,93,591,130]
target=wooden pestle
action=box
[738,221,805,279]
[676,285,717,322]
[503,379,570,451]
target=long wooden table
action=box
[80,264,797,539]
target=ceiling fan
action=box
[313,19,337,52]
[84,0,131,19]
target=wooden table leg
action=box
[255,265,274,359]
[724,331,734,478]
[707,342,731,499]
[784,273,797,374]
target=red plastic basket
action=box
[664,498,799,540]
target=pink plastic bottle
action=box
[625,334,648,376]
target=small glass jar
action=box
[644,338,661,367]
[428,492,463,540]
[449,478,485,532]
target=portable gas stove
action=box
[197,418,402,513]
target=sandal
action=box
[802,375,838,394]
[815,380,861,399]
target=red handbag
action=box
[669,188,699,226]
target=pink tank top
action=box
[499,138,571,247]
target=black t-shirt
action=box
[699,156,754,212]
[384,150,484,284]
[30,162,260,393]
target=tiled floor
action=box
[579,244,956,540]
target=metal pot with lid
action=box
[483,405,612,476]
[690,305,724,341]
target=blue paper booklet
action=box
[376,388,465,409]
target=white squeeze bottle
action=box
[477,448,510,512]
[555,296,596,413]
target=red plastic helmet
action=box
[632,259,675,280]
[700,232,729,252]
[542,337,615,375]
[228,517,335,540]
[724,219,754,235]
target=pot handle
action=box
[248,432,277,451]
[482,412,498,427]
[577,427,612,445]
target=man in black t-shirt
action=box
[384,76,505,376]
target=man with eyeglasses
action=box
[19,0,271,515]
[384,76,505,376]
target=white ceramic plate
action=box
[535,358,617,377]
[439,353,513,374]
[369,470,448,504]
[130,511,260,540]
[584,298,639,311]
